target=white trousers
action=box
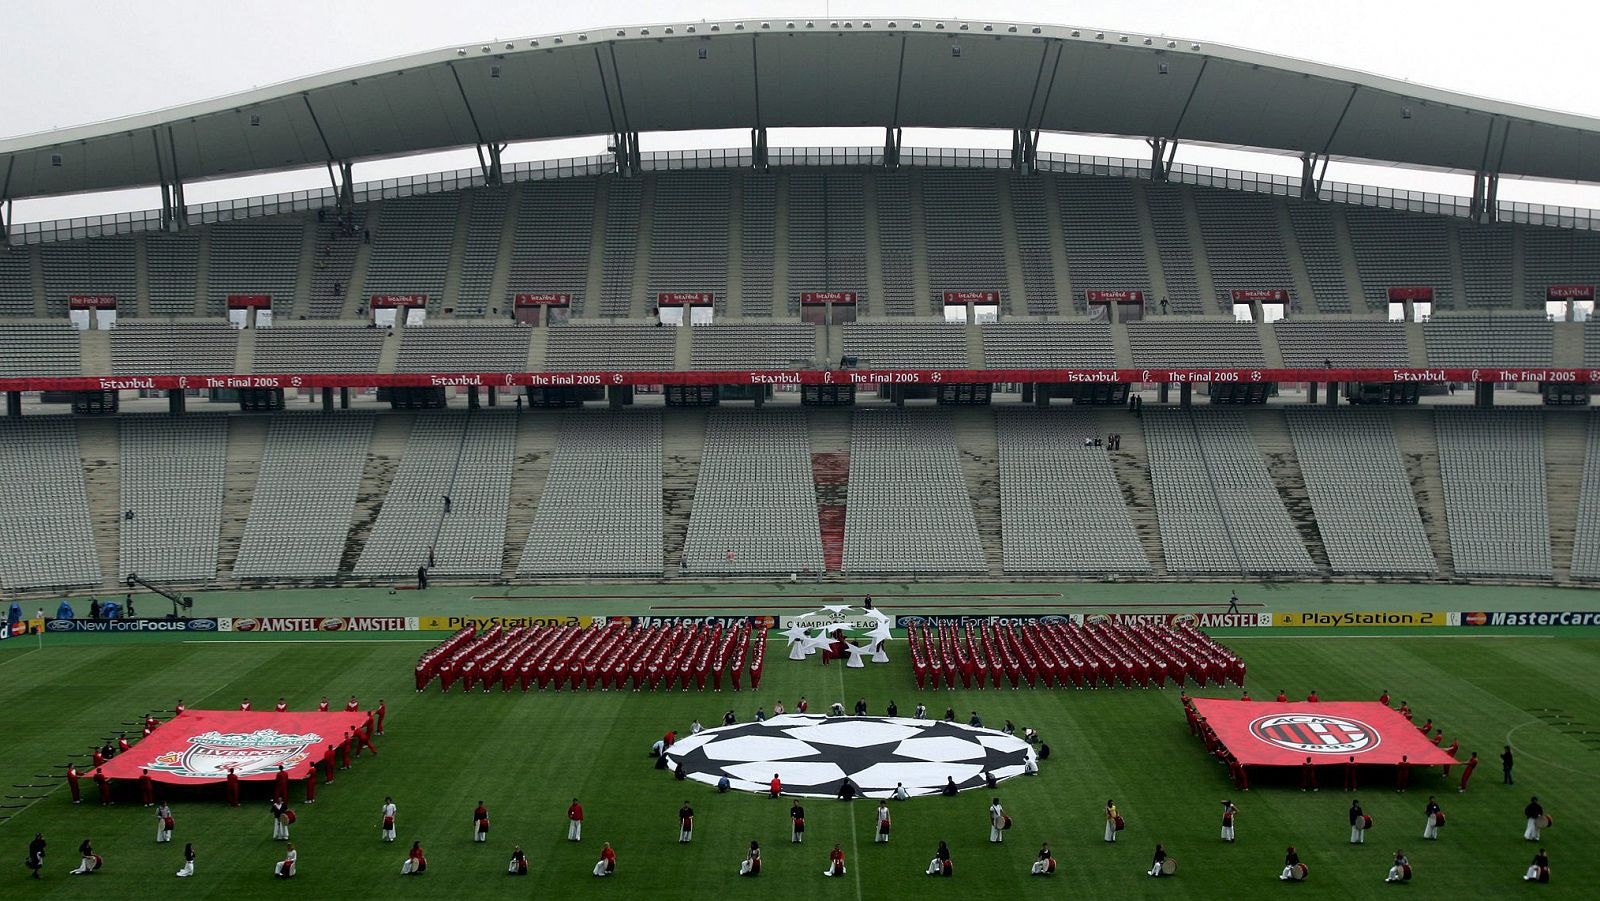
[1281,866,1295,880]
[1105,820,1117,842]
[927,859,944,875]
[823,863,844,877]
[680,828,692,843]
[475,829,487,843]
[508,859,524,874]
[71,855,95,875]
[792,827,803,843]
[1525,865,1546,881]
[1423,816,1439,839]
[1148,863,1164,877]
[1351,826,1365,843]
[1386,865,1405,882]
[175,861,193,877]
[739,859,757,876]
[1221,824,1235,841]
[1525,818,1541,841]
[1031,860,1051,875]
[274,819,290,840]
[592,860,610,877]
[274,861,296,877]
[383,826,396,842]
[990,825,1003,842]
[156,822,171,842]
[876,827,889,843]
[568,821,582,841]
[401,859,417,875]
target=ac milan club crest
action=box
[148,729,323,779]
[1248,714,1379,755]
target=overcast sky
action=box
[4,0,1598,221]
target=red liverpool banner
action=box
[1191,699,1458,767]
[800,291,858,305]
[370,294,428,308]
[99,710,372,784]
[514,293,572,306]
[657,292,715,306]
[1230,289,1290,302]
[225,294,272,309]
[943,290,1000,304]
[1387,286,1435,301]
[1548,284,1595,301]
[1086,290,1145,302]
[0,366,1593,394]
[67,295,117,309]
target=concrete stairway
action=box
[807,409,852,573]
[952,408,1003,574]
[1545,410,1585,581]
[661,408,707,574]
[216,415,269,579]
[1245,409,1331,574]
[77,419,121,587]
[1391,409,1455,578]
[502,412,560,579]
[1098,408,1168,577]
[338,414,412,576]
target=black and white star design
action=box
[665,715,1036,798]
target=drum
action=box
[1539,814,1553,829]
[1160,858,1177,875]
[1291,863,1308,881]
[1114,815,1126,831]
[1363,815,1373,830]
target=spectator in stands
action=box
[427,547,436,569]
[1227,592,1241,614]
[416,566,428,591]
[442,496,452,514]
[1160,298,1169,314]
[124,509,134,521]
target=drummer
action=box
[1279,846,1304,881]
[1146,843,1170,877]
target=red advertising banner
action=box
[370,294,428,308]
[98,709,372,783]
[0,367,1592,394]
[1190,699,1458,767]
[1387,286,1435,301]
[225,294,272,309]
[800,291,858,305]
[656,292,715,306]
[514,293,573,307]
[943,290,1001,305]
[67,295,117,309]
[1086,290,1145,303]
[1548,284,1596,301]
[1230,289,1290,302]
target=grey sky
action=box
[4,0,1598,221]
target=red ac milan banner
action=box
[1191,699,1458,767]
[370,294,428,308]
[1387,286,1435,302]
[67,295,117,309]
[0,366,1593,394]
[1548,284,1595,301]
[225,294,272,309]
[514,293,572,307]
[800,291,858,305]
[656,292,715,306]
[1086,290,1144,303]
[943,290,1000,305]
[99,710,372,784]
[1230,289,1289,302]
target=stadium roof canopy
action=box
[4,17,1600,200]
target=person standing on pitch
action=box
[1227,590,1240,614]
[26,833,44,879]
[988,797,1005,843]
[1458,751,1478,792]
[1104,799,1119,842]
[678,801,694,843]
[380,797,397,842]
[1146,843,1168,877]
[1502,745,1514,784]
[156,802,174,843]
[1396,755,1410,793]
[876,800,891,843]
[1350,800,1367,844]
[790,800,805,843]
[566,798,583,841]
[1220,800,1238,842]
[175,843,195,878]
[474,804,490,843]
[1524,797,1544,841]
[1422,796,1442,840]
[271,797,290,840]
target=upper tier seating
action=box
[1273,319,1410,368]
[253,325,385,374]
[544,323,678,371]
[206,219,304,317]
[787,172,867,315]
[396,324,529,372]
[145,233,201,317]
[108,321,239,374]
[979,321,1115,369]
[1056,175,1151,313]
[0,322,82,377]
[1285,200,1351,312]
[456,189,509,316]
[739,174,777,316]
[1145,184,1204,313]
[689,323,816,370]
[40,236,135,318]
[1345,207,1455,311]
[1009,175,1061,315]
[364,195,459,310]
[506,180,595,315]
[1193,187,1296,310]
[923,170,1009,310]
[841,322,970,368]
[874,174,920,315]
[1423,315,1553,367]
[1127,320,1266,368]
[647,172,731,313]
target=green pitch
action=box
[2,624,1597,899]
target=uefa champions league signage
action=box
[781,604,894,667]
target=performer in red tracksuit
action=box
[346,696,360,712]
[1344,756,1359,791]
[94,768,111,805]
[140,769,154,807]
[375,700,387,736]
[67,764,82,803]
[240,698,252,711]
[1301,757,1318,792]
[1459,752,1478,792]
[1396,755,1411,793]
[225,767,240,807]
[305,775,316,804]
[275,698,288,713]
[339,732,352,769]
[275,765,289,801]
[322,744,337,784]
[317,697,330,712]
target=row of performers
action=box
[908,620,1244,690]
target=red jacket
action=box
[568,803,583,821]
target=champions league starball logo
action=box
[781,603,894,667]
[1249,714,1379,755]
[148,729,322,779]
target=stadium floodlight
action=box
[1191,43,1201,50]
[456,48,467,56]
[1143,37,1153,45]
[959,23,970,30]
[687,25,696,32]
[936,22,946,30]
[913,21,922,28]
[1071,29,1080,36]
[480,45,491,52]
[529,39,538,46]
[1008,25,1018,32]
[887,21,897,27]
[1168,40,1177,48]
[1095,32,1105,39]
[664,27,673,34]
[984,24,993,31]
[1032,26,1041,33]
[1119,35,1129,42]
[504,43,514,50]
[616,29,626,36]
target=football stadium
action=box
[2,5,1599,898]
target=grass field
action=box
[3,610,1598,900]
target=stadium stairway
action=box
[630,178,658,318]
[215,415,269,579]
[78,419,122,585]
[1244,409,1332,575]
[808,409,852,573]
[501,412,559,579]
[1276,198,1321,313]
[337,414,412,577]
[662,409,708,575]
[1545,411,1586,581]
[1392,409,1456,578]
[79,328,112,376]
[233,324,256,372]
[953,408,1004,574]
[1098,408,1169,577]
[995,178,1029,318]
